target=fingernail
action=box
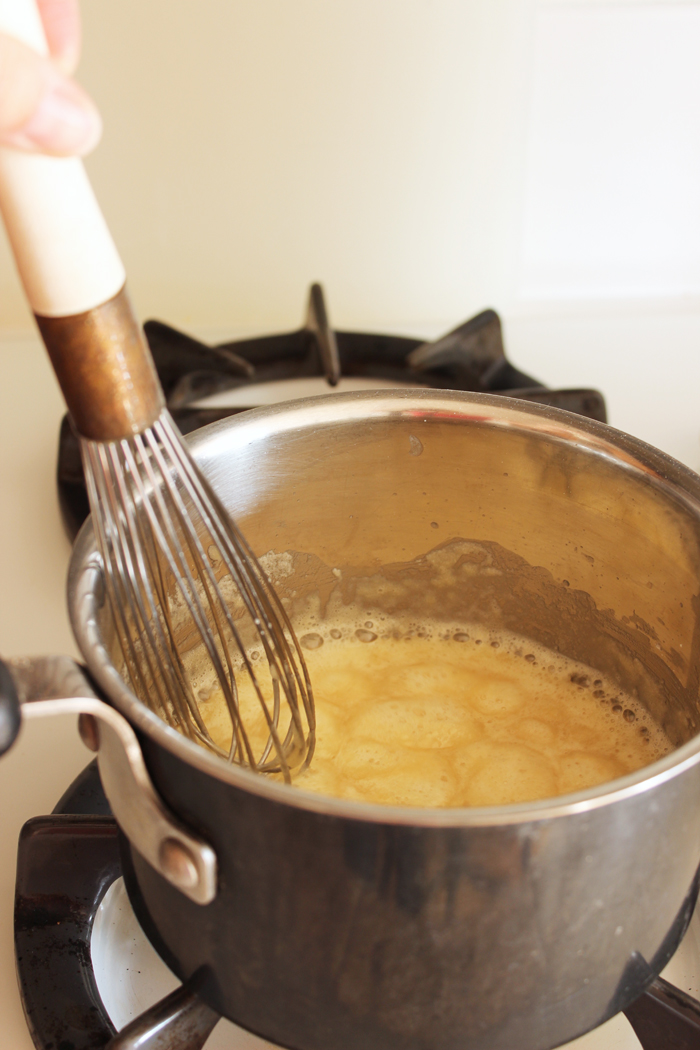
[7,78,102,157]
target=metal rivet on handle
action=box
[159,837,199,890]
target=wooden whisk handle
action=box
[0,0,164,439]
[35,289,164,441]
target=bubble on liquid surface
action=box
[353,697,480,749]
[409,435,423,456]
[301,632,324,650]
[355,629,378,643]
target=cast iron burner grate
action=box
[14,762,700,1050]
[56,284,606,541]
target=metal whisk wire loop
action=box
[81,409,315,783]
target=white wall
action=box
[0,0,698,335]
[517,0,700,309]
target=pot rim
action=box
[68,388,700,827]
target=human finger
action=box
[37,0,81,75]
[0,32,100,155]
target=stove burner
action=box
[13,763,700,1050]
[16,764,220,1050]
[55,285,606,540]
[15,812,120,1049]
[39,286,638,1047]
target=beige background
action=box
[2,1,699,336]
[0,0,536,333]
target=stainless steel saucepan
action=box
[4,389,700,1050]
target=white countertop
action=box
[1,308,699,1049]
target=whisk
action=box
[80,399,315,781]
[0,3,314,782]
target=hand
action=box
[0,0,101,156]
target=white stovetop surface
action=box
[2,308,700,1049]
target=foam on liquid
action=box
[199,621,672,808]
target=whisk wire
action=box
[103,440,202,738]
[124,434,243,746]
[139,426,281,772]
[136,436,257,772]
[80,409,315,782]
[158,416,315,764]
[84,441,177,729]
[151,417,309,772]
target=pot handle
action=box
[1,655,217,905]
[0,657,21,756]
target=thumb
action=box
[0,31,101,156]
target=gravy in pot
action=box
[199,621,671,807]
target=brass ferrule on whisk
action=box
[35,285,165,442]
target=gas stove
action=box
[4,289,700,1050]
[14,760,700,1050]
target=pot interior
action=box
[74,390,700,788]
